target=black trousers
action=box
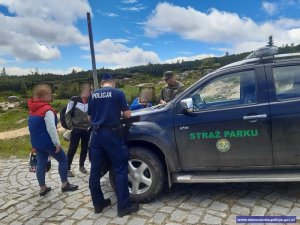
[67,128,91,170]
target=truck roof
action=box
[217,50,300,73]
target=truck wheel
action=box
[109,146,165,203]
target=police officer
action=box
[160,71,184,104]
[88,73,139,217]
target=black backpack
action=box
[60,97,78,130]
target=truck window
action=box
[190,70,256,111]
[273,65,300,100]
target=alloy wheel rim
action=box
[128,159,152,195]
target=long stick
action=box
[87,12,99,90]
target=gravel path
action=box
[1,157,300,224]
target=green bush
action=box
[115,80,124,88]
[51,99,69,112]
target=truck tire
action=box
[109,146,165,203]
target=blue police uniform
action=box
[88,74,131,211]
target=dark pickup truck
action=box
[111,47,300,202]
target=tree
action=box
[34,67,39,75]
[1,67,7,76]
[20,82,28,97]
[267,35,274,47]
[225,51,229,56]
[71,69,76,74]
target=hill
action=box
[0,44,299,102]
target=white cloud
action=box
[82,38,216,68]
[163,54,216,64]
[110,39,129,43]
[89,39,160,68]
[262,1,278,15]
[122,0,138,3]
[121,3,146,12]
[4,66,84,76]
[0,0,90,61]
[0,0,90,25]
[262,0,298,16]
[97,9,119,17]
[145,2,300,54]
[106,13,119,17]
[142,42,152,46]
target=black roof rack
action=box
[219,47,300,71]
[245,46,278,59]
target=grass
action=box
[122,85,140,104]
[0,91,23,102]
[0,109,28,132]
[51,99,69,112]
[0,99,69,132]
[0,132,71,158]
[0,97,70,158]
[0,135,32,158]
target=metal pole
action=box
[87,12,99,90]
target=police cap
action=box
[102,72,113,81]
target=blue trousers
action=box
[89,129,130,210]
[36,148,68,187]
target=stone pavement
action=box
[1,157,300,225]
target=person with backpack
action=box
[28,84,78,196]
[65,84,92,177]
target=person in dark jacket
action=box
[65,84,91,177]
[28,84,78,196]
[88,73,139,216]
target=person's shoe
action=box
[79,166,87,174]
[62,182,78,192]
[94,199,111,214]
[118,203,139,217]
[39,187,51,196]
[67,170,75,177]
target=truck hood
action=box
[131,103,169,117]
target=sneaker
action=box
[67,170,75,177]
[62,182,78,192]
[79,166,87,174]
[118,203,139,217]
[39,187,51,196]
[94,198,111,214]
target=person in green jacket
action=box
[160,71,184,104]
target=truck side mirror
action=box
[180,98,193,113]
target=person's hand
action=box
[55,144,61,153]
[160,100,167,104]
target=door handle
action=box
[243,114,267,121]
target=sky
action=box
[0,0,299,75]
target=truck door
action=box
[266,63,300,166]
[174,66,273,171]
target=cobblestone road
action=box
[1,157,300,225]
